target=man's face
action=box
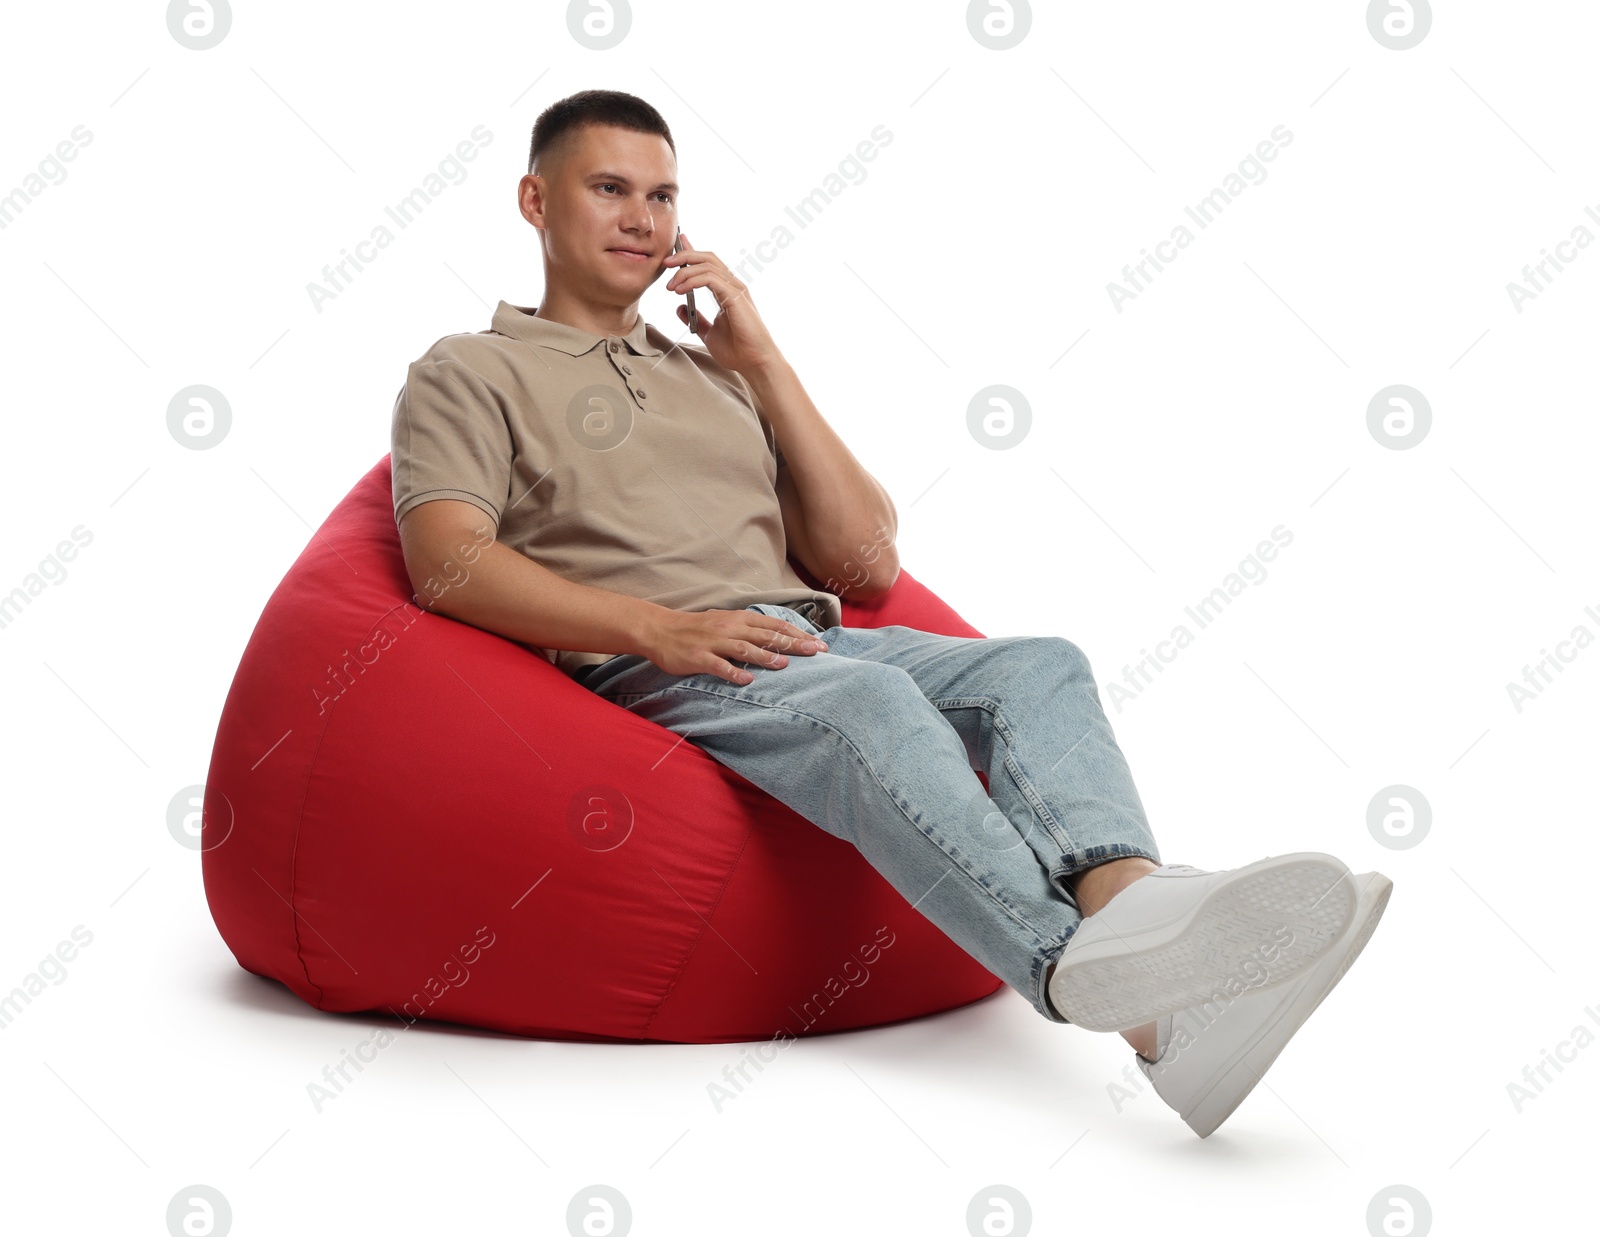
[527,124,680,305]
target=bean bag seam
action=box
[284,655,348,1011]
[291,597,448,1007]
[640,813,757,1038]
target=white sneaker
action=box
[1135,870,1393,1137]
[1047,852,1358,1032]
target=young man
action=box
[389,89,1392,1137]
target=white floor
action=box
[5,821,1589,1232]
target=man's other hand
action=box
[642,609,828,684]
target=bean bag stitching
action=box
[290,598,503,1007]
[283,587,439,1007]
[285,600,440,1007]
[640,805,758,1038]
[283,669,340,1010]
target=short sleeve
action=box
[390,356,512,530]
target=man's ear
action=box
[518,173,547,229]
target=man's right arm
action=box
[398,498,666,661]
[397,499,826,685]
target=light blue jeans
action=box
[574,603,1162,1023]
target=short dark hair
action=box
[527,89,675,175]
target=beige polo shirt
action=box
[390,300,843,679]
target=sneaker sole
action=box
[1049,852,1358,1032]
[1176,873,1393,1137]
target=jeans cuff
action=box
[1031,921,1079,1024]
[1048,842,1162,898]
[1032,843,1162,1023]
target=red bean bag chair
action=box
[202,455,1004,1043]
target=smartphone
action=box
[673,227,698,335]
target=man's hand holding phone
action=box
[662,229,783,377]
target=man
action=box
[389,88,1391,1137]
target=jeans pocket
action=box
[748,602,822,636]
[577,652,653,697]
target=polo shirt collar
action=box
[492,300,663,357]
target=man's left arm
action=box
[662,231,900,601]
[744,358,900,602]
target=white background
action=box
[2,0,1594,1233]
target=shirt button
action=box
[635,388,646,399]
[621,364,632,374]
[608,340,619,353]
